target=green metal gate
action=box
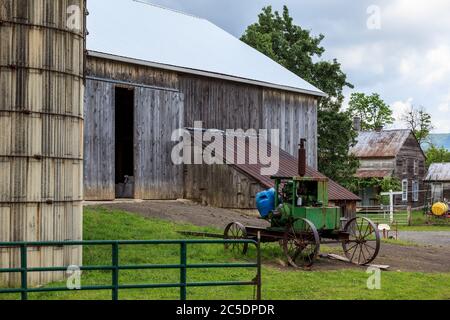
[0,239,261,300]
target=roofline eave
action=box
[87,51,327,98]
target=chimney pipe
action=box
[298,139,307,177]
[353,117,361,132]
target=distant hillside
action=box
[422,134,450,151]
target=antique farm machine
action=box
[223,140,381,268]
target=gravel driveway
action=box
[398,231,450,247]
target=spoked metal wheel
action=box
[342,217,380,265]
[224,222,249,255]
[282,218,320,268]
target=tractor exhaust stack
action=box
[298,139,307,177]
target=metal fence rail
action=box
[0,239,261,301]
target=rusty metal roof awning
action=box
[188,130,360,202]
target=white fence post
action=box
[380,190,403,224]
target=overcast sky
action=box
[131,0,450,133]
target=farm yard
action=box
[1,202,449,301]
[2,0,450,306]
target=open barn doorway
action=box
[115,87,135,198]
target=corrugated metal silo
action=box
[0,0,85,286]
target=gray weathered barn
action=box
[83,1,327,202]
[350,129,427,207]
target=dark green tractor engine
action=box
[269,176,341,233]
[256,139,341,233]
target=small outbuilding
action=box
[425,163,450,203]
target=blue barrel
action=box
[256,188,276,218]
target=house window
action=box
[431,183,443,202]
[412,180,419,202]
[402,179,408,202]
[402,159,408,174]
[413,160,419,176]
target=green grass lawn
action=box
[1,207,449,300]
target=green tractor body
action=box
[268,176,341,233]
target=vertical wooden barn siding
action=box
[83,79,185,200]
[184,164,264,209]
[83,80,114,200]
[86,57,318,168]
[179,76,318,168]
[134,88,184,199]
[0,0,85,286]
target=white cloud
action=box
[436,93,450,114]
[438,103,449,113]
[388,98,413,129]
[334,43,385,75]
[383,0,450,31]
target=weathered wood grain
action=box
[134,88,184,199]
[83,80,115,200]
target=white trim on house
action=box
[412,180,419,202]
[402,179,408,202]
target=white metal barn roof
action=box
[86,0,325,97]
[425,163,450,182]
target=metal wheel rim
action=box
[342,217,380,265]
[224,222,249,255]
[283,218,320,268]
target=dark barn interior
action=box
[115,87,135,198]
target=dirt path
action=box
[89,200,450,273]
[398,231,450,247]
[94,200,269,229]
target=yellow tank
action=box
[431,202,449,216]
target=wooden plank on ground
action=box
[322,253,390,270]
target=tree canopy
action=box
[401,105,433,145]
[347,93,394,131]
[241,6,358,186]
[241,6,352,111]
[425,145,450,166]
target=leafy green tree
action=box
[241,6,357,184]
[347,93,394,131]
[401,105,433,145]
[425,144,450,166]
[346,177,401,205]
[317,110,360,188]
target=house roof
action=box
[425,163,450,182]
[189,130,360,201]
[349,130,412,158]
[86,0,325,97]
